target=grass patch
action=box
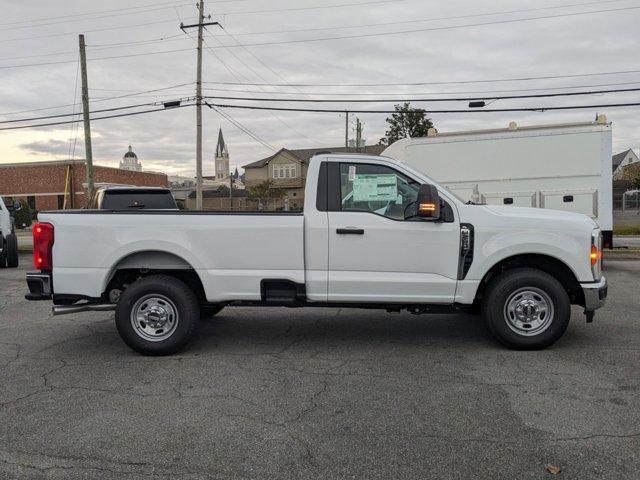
[613,224,640,235]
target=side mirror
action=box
[416,184,441,221]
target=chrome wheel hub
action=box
[130,294,179,342]
[504,287,554,336]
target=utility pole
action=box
[355,117,362,152]
[180,3,220,210]
[78,34,94,204]
[194,1,204,210]
[229,168,233,210]
[344,111,349,149]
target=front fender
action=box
[466,228,592,283]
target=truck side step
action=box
[261,280,306,306]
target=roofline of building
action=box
[0,159,167,177]
[242,146,385,169]
[0,159,87,168]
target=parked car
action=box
[0,197,20,268]
[87,186,178,210]
[383,117,614,247]
[26,153,607,355]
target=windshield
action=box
[392,160,468,204]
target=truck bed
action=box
[40,210,305,302]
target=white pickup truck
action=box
[26,154,607,355]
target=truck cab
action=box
[26,154,607,355]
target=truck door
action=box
[326,161,460,303]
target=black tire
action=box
[200,304,224,319]
[482,268,570,350]
[5,234,18,268]
[115,275,199,355]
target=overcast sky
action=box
[1,0,639,176]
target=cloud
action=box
[2,0,639,174]
[19,138,76,156]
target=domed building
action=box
[119,145,142,172]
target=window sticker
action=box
[348,165,356,181]
[352,174,398,202]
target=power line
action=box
[201,68,640,87]
[214,0,400,15]
[208,103,277,151]
[0,36,189,62]
[200,80,640,96]
[88,34,185,48]
[0,83,194,116]
[211,0,637,37]
[0,48,194,70]
[0,18,195,43]
[0,103,194,131]
[202,87,640,103]
[208,101,640,114]
[201,5,640,49]
[0,0,253,27]
[0,1,192,26]
[201,30,324,144]
[0,3,195,32]
[0,98,194,124]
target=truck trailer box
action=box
[382,118,613,247]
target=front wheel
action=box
[115,275,200,355]
[482,268,570,350]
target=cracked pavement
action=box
[0,254,638,479]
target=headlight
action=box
[590,229,603,280]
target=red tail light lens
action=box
[33,222,54,270]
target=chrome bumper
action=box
[582,276,607,312]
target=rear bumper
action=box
[25,271,52,300]
[581,276,607,312]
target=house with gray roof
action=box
[612,149,639,179]
[242,145,385,209]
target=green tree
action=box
[247,180,285,210]
[11,200,33,229]
[379,102,434,146]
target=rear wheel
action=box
[115,275,199,355]
[482,268,570,350]
[5,234,18,268]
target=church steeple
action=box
[216,128,228,158]
[214,127,229,179]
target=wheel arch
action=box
[103,250,207,303]
[473,253,584,307]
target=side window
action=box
[338,163,420,220]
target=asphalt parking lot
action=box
[0,255,638,479]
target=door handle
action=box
[336,228,364,235]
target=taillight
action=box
[33,222,54,270]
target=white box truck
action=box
[382,117,613,247]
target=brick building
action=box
[0,160,168,211]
